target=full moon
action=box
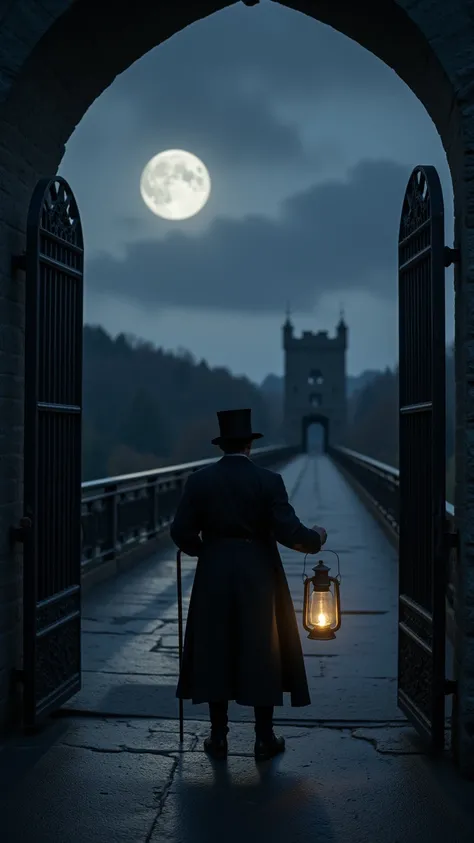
[140,149,211,221]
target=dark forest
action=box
[82,326,455,501]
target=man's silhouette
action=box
[171,408,327,761]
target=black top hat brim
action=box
[212,431,263,446]
[211,408,263,446]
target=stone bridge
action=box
[0,446,470,843]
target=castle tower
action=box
[283,311,348,451]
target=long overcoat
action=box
[170,454,322,708]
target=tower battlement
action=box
[282,311,348,450]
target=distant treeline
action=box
[344,347,455,502]
[82,325,455,503]
[82,326,284,481]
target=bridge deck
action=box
[69,454,400,724]
[70,456,403,721]
[1,455,473,843]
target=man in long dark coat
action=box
[170,408,327,761]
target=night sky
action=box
[60,0,454,382]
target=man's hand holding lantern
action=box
[312,525,328,548]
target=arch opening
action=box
[0,0,457,401]
[0,0,473,775]
[0,0,460,211]
[302,413,329,454]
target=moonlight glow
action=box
[140,149,211,221]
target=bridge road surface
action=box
[0,454,473,842]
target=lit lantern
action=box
[303,560,341,640]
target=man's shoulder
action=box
[185,462,215,486]
[252,463,282,486]
[188,459,282,488]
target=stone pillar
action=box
[452,170,474,777]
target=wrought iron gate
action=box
[22,177,84,728]
[398,165,447,751]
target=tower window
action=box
[308,369,324,386]
[309,393,322,408]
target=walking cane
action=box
[176,550,184,744]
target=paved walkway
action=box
[0,455,472,842]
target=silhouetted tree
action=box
[81,325,455,485]
[344,347,455,483]
[107,444,167,477]
[345,366,399,466]
[82,325,280,481]
[118,388,171,458]
[170,417,217,465]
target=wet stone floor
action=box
[0,455,473,842]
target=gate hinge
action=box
[445,679,457,696]
[11,253,26,273]
[10,516,32,544]
[444,246,460,267]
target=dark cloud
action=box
[119,2,402,102]
[86,158,410,312]
[94,2,405,169]
[134,87,306,167]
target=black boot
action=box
[205,702,229,760]
[254,705,285,761]
[254,732,286,762]
[204,734,228,760]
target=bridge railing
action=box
[328,445,457,613]
[81,443,299,572]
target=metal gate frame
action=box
[22,176,84,729]
[397,165,447,752]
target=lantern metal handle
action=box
[302,548,342,583]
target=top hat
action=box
[211,408,263,445]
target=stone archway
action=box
[302,413,329,453]
[0,0,473,774]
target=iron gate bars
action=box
[397,165,447,752]
[22,177,84,728]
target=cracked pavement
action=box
[0,455,472,842]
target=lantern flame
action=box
[317,613,329,627]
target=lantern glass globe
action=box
[309,590,337,629]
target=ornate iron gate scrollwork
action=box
[22,177,84,728]
[398,165,447,752]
